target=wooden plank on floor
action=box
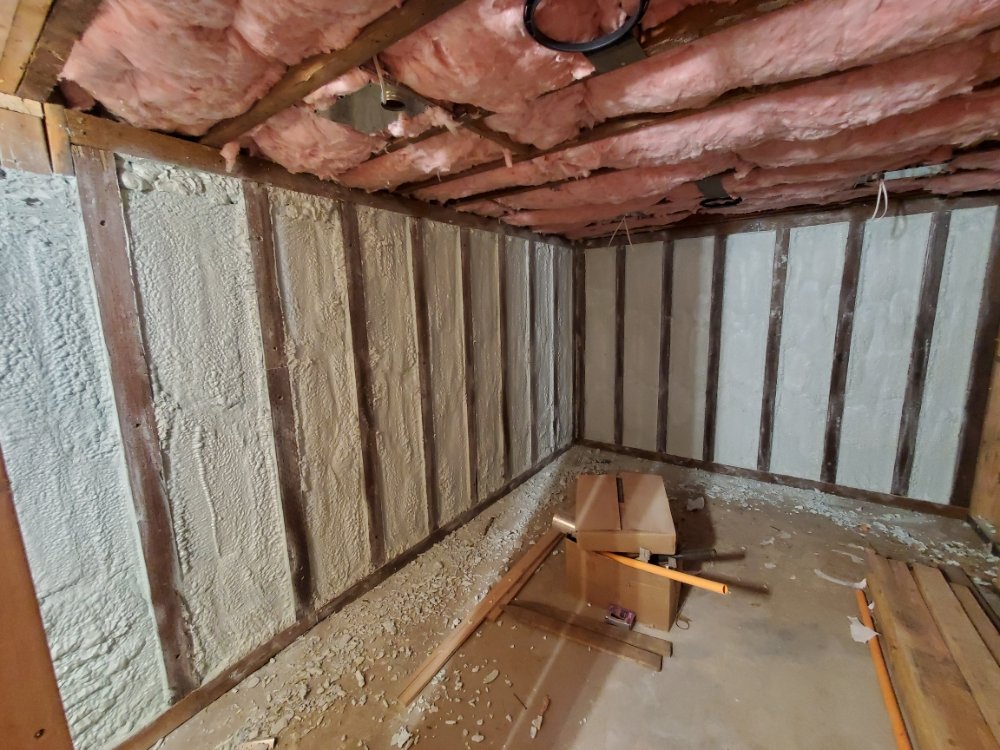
[398,528,564,705]
[912,564,1000,743]
[951,583,1000,665]
[0,0,51,94]
[504,602,662,671]
[512,601,672,657]
[0,446,74,749]
[866,551,997,749]
[72,145,199,700]
[0,105,49,173]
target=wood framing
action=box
[970,333,1000,530]
[892,211,950,496]
[527,240,539,465]
[409,218,441,531]
[0,446,73,749]
[703,233,726,462]
[72,146,199,699]
[614,245,626,445]
[0,0,51,94]
[821,214,865,484]
[41,101,71,174]
[243,182,314,616]
[459,227,480,503]
[0,103,48,173]
[758,227,789,472]
[15,0,101,101]
[573,248,586,441]
[339,201,387,568]
[656,240,674,453]
[498,234,513,481]
[201,0,466,147]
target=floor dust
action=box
[156,447,998,750]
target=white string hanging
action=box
[870,176,889,221]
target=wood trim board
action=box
[758,226,789,472]
[656,240,674,453]
[460,227,480,504]
[703,233,726,462]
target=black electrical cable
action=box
[523,0,650,53]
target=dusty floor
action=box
[155,447,999,750]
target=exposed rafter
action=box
[15,0,101,101]
[200,0,468,147]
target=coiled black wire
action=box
[523,0,650,53]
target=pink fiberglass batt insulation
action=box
[248,107,386,180]
[380,0,594,114]
[62,0,283,135]
[486,0,1000,149]
[502,195,666,227]
[951,149,1000,171]
[418,31,1000,203]
[339,130,506,191]
[232,0,400,65]
[740,88,1000,168]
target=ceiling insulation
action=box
[59,0,1000,240]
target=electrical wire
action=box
[524,0,650,53]
[871,176,889,220]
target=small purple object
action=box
[605,604,636,629]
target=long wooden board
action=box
[504,602,662,671]
[398,528,564,705]
[913,564,1000,743]
[951,583,1000,664]
[866,551,997,749]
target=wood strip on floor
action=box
[504,602,662,671]
[865,551,997,749]
[912,564,1000,742]
[950,583,1000,664]
[512,601,672,657]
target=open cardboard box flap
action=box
[574,472,676,555]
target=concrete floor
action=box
[156,447,999,750]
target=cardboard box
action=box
[574,472,676,555]
[565,538,679,631]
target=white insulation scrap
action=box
[814,569,867,589]
[848,616,879,644]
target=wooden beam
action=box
[41,101,71,173]
[656,240,673,452]
[613,245,626,445]
[580,439,968,520]
[0,104,48,172]
[498,234,513,481]
[510,601,672,657]
[0,0,51,94]
[0,446,73,749]
[892,211,950,496]
[573,248,586,440]
[460,227,480,503]
[970,332,1000,530]
[821,214,865,484]
[703,233,726,462]
[758,227,789,472]
[16,0,101,101]
[340,201,387,568]
[60,109,574,248]
[911,564,1000,743]
[243,182,314,617]
[951,583,1000,664]
[72,146,199,699]
[866,552,996,750]
[527,240,538,464]
[201,0,466,147]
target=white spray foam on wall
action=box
[0,168,168,749]
[770,222,849,480]
[533,243,556,458]
[423,221,471,525]
[666,237,714,459]
[838,213,931,493]
[270,188,371,602]
[469,230,505,497]
[356,207,428,556]
[715,231,776,469]
[622,242,664,451]
[583,246,616,444]
[910,206,997,502]
[122,159,296,679]
[506,238,534,473]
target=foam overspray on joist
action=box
[554,245,575,448]
[770,222,849,480]
[0,167,169,749]
[120,158,296,679]
[715,230,776,470]
[353,206,429,559]
[665,236,715,460]
[468,229,506,498]
[909,206,997,502]
[837,213,931,493]
[622,242,665,452]
[583,246,617,444]
[533,243,557,459]
[505,237,533,476]
[269,188,371,603]
[422,221,472,526]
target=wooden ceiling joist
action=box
[0,0,52,94]
[200,0,467,148]
[15,0,100,102]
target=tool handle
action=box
[599,552,730,595]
